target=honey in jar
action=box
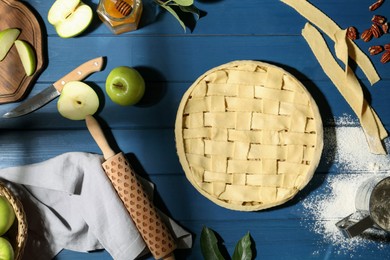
[97,0,143,34]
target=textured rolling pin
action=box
[85,115,176,259]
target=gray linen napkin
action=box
[0,152,191,259]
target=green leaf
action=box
[159,4,187,31]
[200,226,225,260]
[232,232,252,260]
[173,0,194,6]
[179,4,200,20]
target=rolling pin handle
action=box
[85,115,116,160]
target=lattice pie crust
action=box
[175,60,323,211]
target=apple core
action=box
[48,0,93,38]
[57,81,100,120]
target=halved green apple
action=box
[57,81,99,120]
[48,0,93,38]
[0,28,20,61]
[14,40,36,76]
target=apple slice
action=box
[0,28,20,61]
[14,40,36,76]
[48,0,93,38]
[57,81,99,120]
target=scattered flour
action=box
[302,115,390,256]
[323,115,390,171]
[332,113,359,126]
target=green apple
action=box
[0,237,14,260]
[106,66,145,106]
[0,28,20,61]
[57,81,99,120]
[48,0,93,38]
[14,40,36,76]
[0,196,15,236]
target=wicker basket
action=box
[175,60,323,211]
[0,181,27,260]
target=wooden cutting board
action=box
[0,0,44,104]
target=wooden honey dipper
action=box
[85,115,176,260]
[112,0,133,16]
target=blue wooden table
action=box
[0,0,389,259]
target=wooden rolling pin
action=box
[85,115,176,260]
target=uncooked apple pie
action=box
[175,60,323,211]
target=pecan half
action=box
[371,23,382,38]
[369,45,384,55]
[380,51,390,64]
[385,43,390,51]
[361,28,373,42]
[347,26,358,40]
[382,22,389,33]
[369,0,384,11]
[372,15,387,25]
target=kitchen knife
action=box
[3,56,104,118]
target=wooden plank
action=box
[0,129,183,172]
[27,0,387,36]
[55,250,111,259]
[177,219,390,260]
[34,35,389,84]
[0,79,389,129]
[0,127,387,175]
[56,217,390,259]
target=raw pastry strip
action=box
[255,86,309,105]
[218,185,296,204]
[184,128,317,146]
[183,112,204,128]
[282,0,387,154]
[334,29,388,141]
[281,0,380,85]
[227,70,267,86]
[302,23,387,154]
[227,160,263,174]
[202,172,302,190]
[219,185,278,202]
[226,160,310,176]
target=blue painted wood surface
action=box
[0,0,389,259]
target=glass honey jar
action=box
[97,0,143,34]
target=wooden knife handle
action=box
[85,115,116,160]
[53,56,104,92]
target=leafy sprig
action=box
[154,0,201,31]
[201,226,254,260]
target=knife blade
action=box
[3,56,104,118]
